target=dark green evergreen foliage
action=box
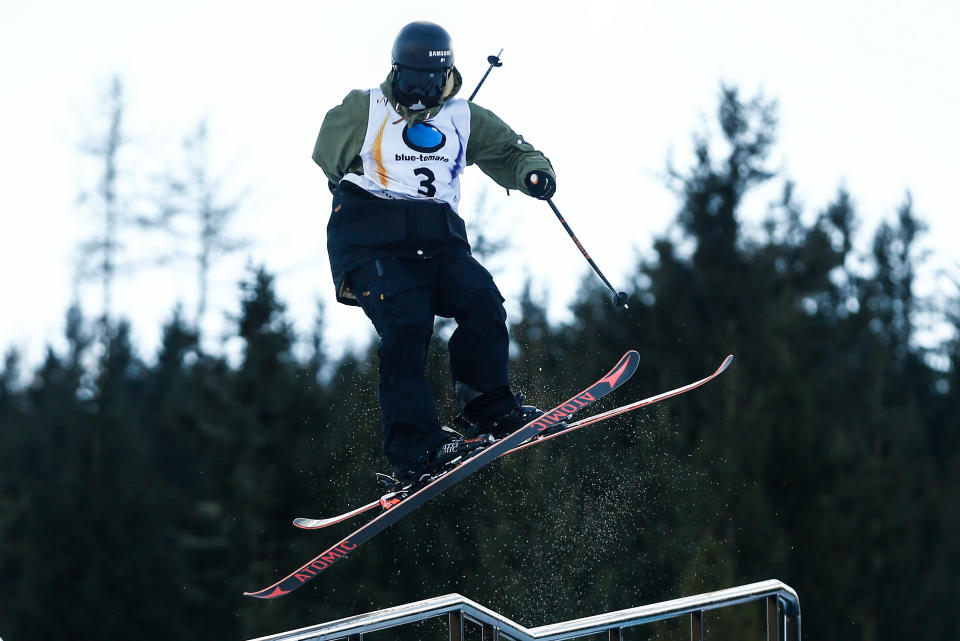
[1,87,957,641]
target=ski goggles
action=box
[393,66,449,109]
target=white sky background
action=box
[1,0,958,370]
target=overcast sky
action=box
[1,0,958,369]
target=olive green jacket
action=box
[312,68,555,196]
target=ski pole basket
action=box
[247,578,800,641]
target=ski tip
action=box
[719,354,734,373]
[244,585,289,599]
[599,350,641,390]
[293,517,319,529]
[294,516,337,529]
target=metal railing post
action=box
[608,627,623,640]
[449,610,464,641]
[481,623,499,640]
[690,609,704,641]
[787,599,801,641]
[767,595,781,641]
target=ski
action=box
[506,353,734,454]
[294,476,403,529]
[245,349,640,599]
[293,499,382,530]
[293,354,733,531]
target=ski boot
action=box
[387,428,494,494]
[455,392,566,441]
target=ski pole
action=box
[467,48,628,308]
[468,49,503,101]
[546,198,630,308]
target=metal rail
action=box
[248,579,800,641]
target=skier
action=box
[313,21,558,488]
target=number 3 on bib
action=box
[414,167,436,197]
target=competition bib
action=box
[341,88,471,211]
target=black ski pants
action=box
[347,254,514,472]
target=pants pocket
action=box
[348,259,433,334]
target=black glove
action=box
[525,170,556,200]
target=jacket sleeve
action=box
[312,90,369,185]
[465,102,555,196]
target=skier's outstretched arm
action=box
[465,102,556,197]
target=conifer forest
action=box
[1,87,957,641]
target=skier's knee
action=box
[459,288,506,326]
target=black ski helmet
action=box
[391,21,454,71]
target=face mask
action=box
[393,66,449,110]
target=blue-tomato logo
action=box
[402,122,446,153]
